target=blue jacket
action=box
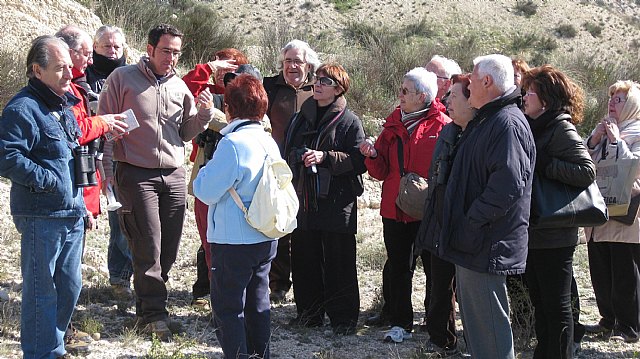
[0,79,86,218]
[437,89,536,275]
[193,120,280,245]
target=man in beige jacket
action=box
[98,23,216,342]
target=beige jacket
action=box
[98,57,215,176]
[585,118,640,244]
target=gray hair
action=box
[26,35,69,79]
[430,55,462,78]
[55,24,91,51]
[94,25,126,44]
[404,67,438,105]
[275,39,321,75]
[473,54,514,93]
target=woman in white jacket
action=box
[193,74,281,359]
[585,80,640,344]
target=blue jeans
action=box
[107,209,132,287]
[14,216,84,359]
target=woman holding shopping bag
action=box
[584,80,640,344]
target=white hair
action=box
[404,67,438,105]
[275,39,321,75]
[473,54,514,93]
[94,25,126,44]
[430,55,462,78]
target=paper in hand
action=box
[105,109,140,141]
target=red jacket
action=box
[366,99,451,222]
[70,82,110,217]
[182,63,225,162]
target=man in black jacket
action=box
[437,54,535,359]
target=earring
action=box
[542,106,545,111]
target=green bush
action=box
[583,21,603,38]
[328,0,360,12]
[555,24,577,38]
[91,0,242,68]
[514,0,538,17]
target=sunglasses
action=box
[399,87,419,96]
[316,76,338,87]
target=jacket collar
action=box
[27,78,80,110]
[468,88,521,131]
[299,95,347,128]
[527,110,568,138]
[137,56,175,83]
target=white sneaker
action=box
[383,326,412,343]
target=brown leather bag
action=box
[394,136,429,220]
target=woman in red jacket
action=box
[359,67,451,343]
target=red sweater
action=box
[366,99,451,222]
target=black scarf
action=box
[91,51,126,75]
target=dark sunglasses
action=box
[316,76,338,87]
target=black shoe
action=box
[364,313,389,327]
[610,329,640,343]
[584,323,612,334]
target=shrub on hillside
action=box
[329,0,360,13]
[555,23,577,38]
[583,21,603,38]
[90,0,241,68]
[514,0,538,17]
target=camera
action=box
[74,138,100,187]
[291,147,317,174]
[195,129,223,165]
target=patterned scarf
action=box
[401,104,429,135]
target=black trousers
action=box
[290,229,359,329]
[269,233,292,292]
[526,246,575,359]
[426,253,457,349]
[588,241,640,336]
[192,245,210,299]
[381,218,421,330]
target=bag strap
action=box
[229,187,248,215]
[396,135,405,176]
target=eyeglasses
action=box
[158,48,182,58]
[609,96,627,104]
[436,75,449,80]
[399,87,419,96]
[315,76,338,87]
[283,59,306,67]
[99,44,122,51]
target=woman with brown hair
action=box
[521,65,596,359]
[283,63,366,335]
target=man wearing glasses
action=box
[98,24,216,342]
[262,39,321,303]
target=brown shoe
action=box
[143,320,173,342]
[111,284,133,301]
[65,323,93,343]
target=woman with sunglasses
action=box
[283,63,366,335]
[584,80,640,344]
[359,67,451,343]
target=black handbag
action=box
[529,175,609,229]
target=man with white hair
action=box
[425,55,462,103]
[435,54,535,358]
[262,39,321,303]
